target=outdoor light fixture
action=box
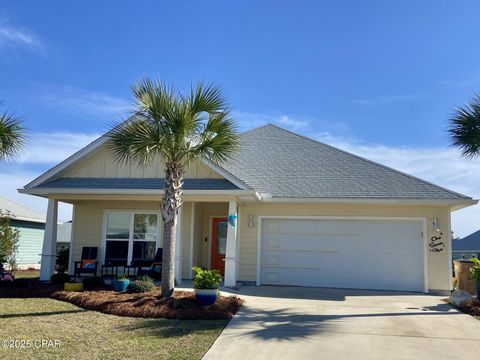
[432,218,440,232]
[248,214,254,227]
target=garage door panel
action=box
[263,234,362,252]
[263,267,423,291]
[260,218,425,292]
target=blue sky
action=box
[0,1,479,236]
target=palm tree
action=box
[108,78,239,297]
[448,94,480,158]
[0,108,26,161]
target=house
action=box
[56,221,72,254]
[19,124,477,294]
[452,230,480,260]
[0,196,45,269]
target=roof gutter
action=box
[18,187,256,197]
[257,196,478,210]
[11,216,46,224]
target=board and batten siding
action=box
[237,202,452,292]
[62,145,223,179]
[11,220,45,268]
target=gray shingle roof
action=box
[37,178,240,190]
[453,230,480,251]
[221,124,470,199]
[0,196,45,223]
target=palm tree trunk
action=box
[160,162,183,298]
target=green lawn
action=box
[13,270,40,279]
[0,298,227,360]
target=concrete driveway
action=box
[203,286,480,360]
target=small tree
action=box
[0,107,26,161]
[448,94,480,158]
[0,210,20,272]
[56,248,69,273]
[108,78,239,297]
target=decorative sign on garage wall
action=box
[429,233,445,253]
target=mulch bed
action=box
[455,298,480,317]
[51,288,244,320]
[0,278,63,298]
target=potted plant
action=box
[192,267,222,305]
[469,257,480,298]
[112,273,130,292]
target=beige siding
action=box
[237,202,452,292]
[70,199,453,292]
[63,145,224,179]
[71,200,206,280]
[71,201,162,271]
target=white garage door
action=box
[260,218,425,292]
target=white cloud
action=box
[37,85,131,118]
[351,99,377,107]
[0,130,98,222]
[351,90,432,107]
[235,111,349,134]
[276,115,309,131]
[0,14,44,53]
[18,132,100,164]
[312,132,480,238]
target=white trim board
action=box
[19,188,253,196]
[256,215,428,293]
[67,204,76,274]
[257,197,477,210]
[188,203,196,279]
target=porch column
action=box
[188,202,195,279]
[224,200,238,287]
[67,204,75,275]
[39,199,58,281]
[174,206,183,285]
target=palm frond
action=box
[108,78,239,169]
[190,110,239,163]
[0,111,26,161]
[107,119,166,165]
[190,82,227,114]
[448,94,480,158]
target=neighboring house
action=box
[56,221,72,254]
[452,230,480,260]
[19,124,477,294]
[0,196,46,269]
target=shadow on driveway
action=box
[231,300,461,340]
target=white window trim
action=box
[100,209,162,268]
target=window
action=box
[106,213,130,239]
[103,211,160,266]
[217,221,228,254]
[105,241,129,266]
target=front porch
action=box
[39,198,240,287]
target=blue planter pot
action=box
[112,279,130,292]
[195,289,218,306]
